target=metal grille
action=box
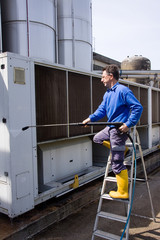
[35,65,67,142]
[152,90,158,123]
[129,85,139,99]
[68,72,91,136]
[140,88,148,125]
[92,76,107,132]
[159,92,160,122]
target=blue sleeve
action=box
[89,94,107,122]
[124,90,143,128]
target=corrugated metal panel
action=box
[92,76,107,132]
[130,85,140,125]
[140,88,148,125]
[152,90,158,123]
[68,71,91,136]
[159,92,160,122]
[35,65,67,142]
[129,85,139,99]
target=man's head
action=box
[103,64,119,80]
[101,64,119,88]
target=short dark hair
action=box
[103,64,119,81]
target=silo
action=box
[121,55,151,84]
[1,0,56,63]
[57,0,92,71]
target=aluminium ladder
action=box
[92,126,156,240]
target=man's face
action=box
[101,70,112,87]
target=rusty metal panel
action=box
[35,65,67,142]
[152,90,158,123]
[140,88,148,125]
[68,72,91,136]
[92,76,107,132]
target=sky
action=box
[92,0,160,70]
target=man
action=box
[83,64,143,199]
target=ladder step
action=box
[98,211,127,223]
[124,160,132,166]
[104,176,117,182]
[102,194,129,203]
[94,230,126,240]
[125,142,139,147]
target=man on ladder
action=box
[83,64,143,200]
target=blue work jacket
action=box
[89,82,143,128]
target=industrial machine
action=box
[0,0,159,218]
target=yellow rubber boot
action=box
[109,169,129,199]
[124,146,129,156]
[103,141,111,149]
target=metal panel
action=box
[0,53,35,217]
[1,0,56,62]
[92,76,107,132]
[35,65,67,142]
[152,90,158,123]
[38,137,92,184]
[68,71,91,136]
[140,88,148,125]
[159,92,160,122]
[129,85,139,100]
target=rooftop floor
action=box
[32,167,160,240]
[0,165,160,240]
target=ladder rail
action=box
[125,126,136,240]
[92,126,156,240]
[92,155,112,240]
[136,130,156,222]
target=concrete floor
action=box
[31,168,160,240]
[0,163,160,240]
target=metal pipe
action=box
[55,0,58,63]
[22,122,123,131]
[121,75,160,80]
[71,0,75,68]
[120,70,160,75]
[26,0,30,57]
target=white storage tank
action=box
[57,0,92,71]
[1,0,56,63]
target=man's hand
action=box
[119,123,129,133]
[82,118,91,126]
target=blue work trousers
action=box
[93,126,128,174]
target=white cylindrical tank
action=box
[57,0,92,71]
[1,0,56,63]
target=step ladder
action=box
[92,126,156,240]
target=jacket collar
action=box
[107,82,119,92]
